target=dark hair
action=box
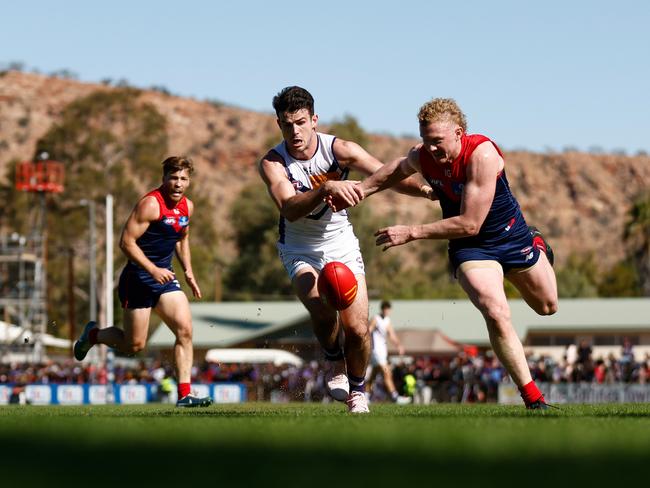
[381,300,391,310]
[272,86,314,117]
[162,156,194,177]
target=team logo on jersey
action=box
[179,216,189,227]
[524,251,534,261]
[163,217,176,225]
[309,171,341,189]
[173,209,180,214]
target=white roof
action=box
[205,348,303,366]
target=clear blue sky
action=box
[3,0,649,153]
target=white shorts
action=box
[370,347,388,367]
[277,227,365,280]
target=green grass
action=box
[1,403,649,487]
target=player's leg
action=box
[506,251,558,316]
[381,364,399,400]
[73,308,150,360]
[338,275,371,412]
[293,268,348,400]
[458,261,545,407]
[155,290,211,407]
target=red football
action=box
[317,261,358,310]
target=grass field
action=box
[1,403,649,487]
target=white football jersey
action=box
[272,132,352,247]
[371,314,390,353]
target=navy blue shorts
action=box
[449,230,540,275]
[118,266,182,309]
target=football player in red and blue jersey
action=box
[350,98,558,409]
[74,156,212,408]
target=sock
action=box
[348,374,365,393]
[519,380,544,406]
[323,346,344,362]
[391,391,399,401]
[89,328,99,345]
[178,382,191,399]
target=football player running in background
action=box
[74,157,212,408]
[367,300,411,404]
[259,86,431,413]
[340,98,557,409]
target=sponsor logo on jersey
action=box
[163,217,176,225]
[179,216,189,227]
[505,217,516,231]
[292,180,307,191]
[452,182,464,195]
[173,208,180,214]
[520,246,533,254]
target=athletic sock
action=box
[323,346,344,362]
[348,374,365,393]
[519,380,544,406]
[178,383,191,399]
[391,391,399,401]
[89,328,99,345]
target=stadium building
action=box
[148,298,650,363]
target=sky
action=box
[2,0,649,153]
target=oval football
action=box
[317,261,358,311]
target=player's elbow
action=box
[464,221,481,236]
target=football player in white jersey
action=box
[259,86,431,413]
[367,300,409,403]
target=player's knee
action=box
[174,324,193,343]
[125,339,146,354]
[535,299,558,316]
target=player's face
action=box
[161,169,191,203]
[420,120,463,164]
[277,109,318,155]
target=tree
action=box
[224,183,292,299]
[328,115,369,148]
[623,192,650,295]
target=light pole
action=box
[79,199,97,323]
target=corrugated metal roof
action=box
[147,298,650,348]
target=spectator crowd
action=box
[1,340,649,403]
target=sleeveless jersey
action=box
[419,134,528,249]
[127,188,190,271]
[272,133,351,246]
[371,314,391,352]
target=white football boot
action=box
[325,360,349,402]
[346,391,370,413]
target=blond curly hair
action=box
[417,98,467,132]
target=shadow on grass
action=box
[0,433,646,487]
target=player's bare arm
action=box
[174,199,202,299]
[375,141,501,250]
[387,323,405,356]
[330,140,433,210]
[119,196,175,284]
[259,151,362,221]
[356,145,435,200]
[368,316,378,334]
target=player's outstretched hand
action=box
[185,271,202,299]
[151,267,176,284]
[324,180,363,212]
[375,225,414,251]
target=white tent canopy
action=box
[0,320,71,348]
[205,348,304,367]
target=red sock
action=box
[519,381,544,406]
[89,328,99,345]
[178,383,191,398]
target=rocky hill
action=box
[1,71,649,269]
